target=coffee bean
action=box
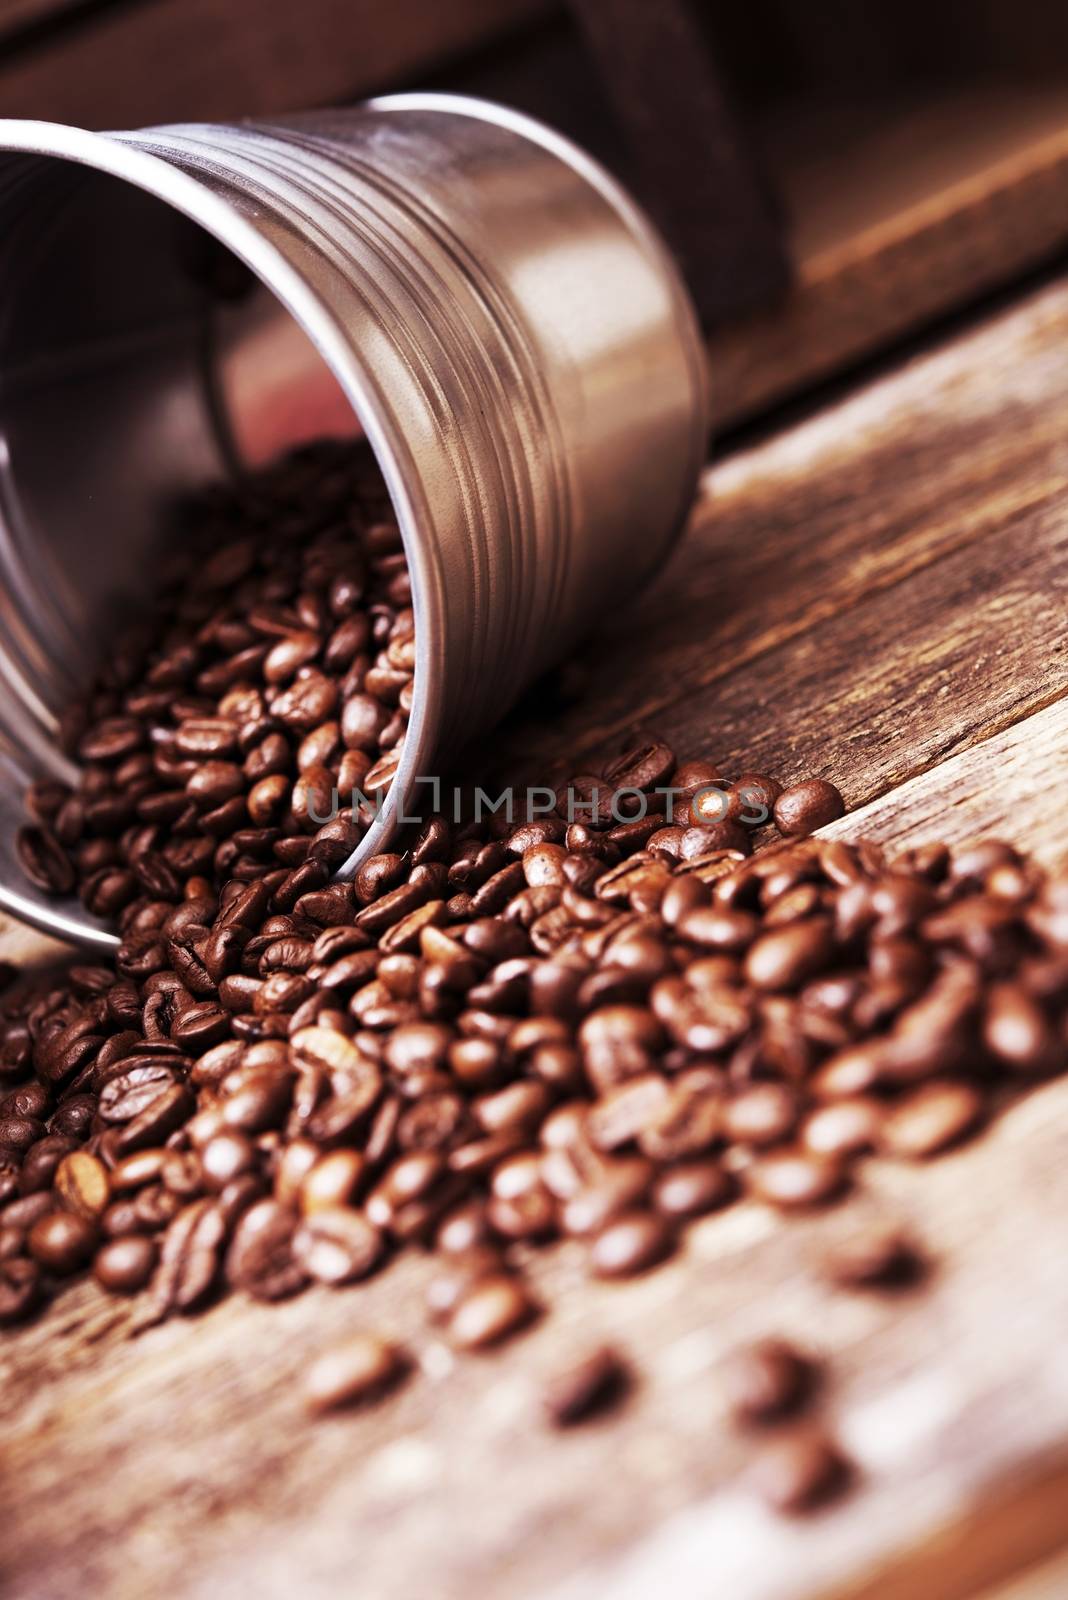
[303,1334,406,1414]
[16,826,75,895]
[745,917,835,991]
[984,982,1057,1074]
[773,781,845,837]
[722,1084,799,1148]
[652,1160,733,1218]
[300,1150,365,1213]
[28,1210,97,1274]
[200,1132,258,1191]
[746,1149,847,1209]
[588,1209,673,1278]
[94,1234,158,1293]
[747,1429,851,1514]
[723,1338,813,1425]
[0,1257,40,1324]
[878,1080,983,1159]
[145,1197,228,1318]
[226,1199,308,1301]
[820,1223,922,1289]
[448,1274,535,1349]
[801,1097,882,1158]
[542,1345,629,1426]
[292,1206,384,1285]
[54,1151,111,1219]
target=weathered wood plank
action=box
[818,695,1068,869]
[709,91,1068,426]
[504,275,1068,800]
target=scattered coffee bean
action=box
[723,1337,814,1425]
[542,1345,629,1426]
[652,1160,733,1219]
[291,1206,383,1285]
[747,1428,851,1514]
[448,1274,535,1349]
[820,1223,922,1290]
[773,781,845,837]
[303,1334,406,1414]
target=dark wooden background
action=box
[6,0,1068,426]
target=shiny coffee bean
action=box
[723,1338,813,1425]
[542,1345,629,1426]
[588,1210,673,1278]
[747,1428,851,1514]
[94,1234,158,1293]
[303,1334,407,1414]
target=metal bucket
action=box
[0,94,708,950]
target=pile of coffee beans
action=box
[17,441,410,915]
[3,443,1067,1518]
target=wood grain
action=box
[505,273,1068,800]
[5,267,1068,1600]
[710,90,1068,426]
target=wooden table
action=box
[4,271,1068,1600]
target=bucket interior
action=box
[0,150,358,779]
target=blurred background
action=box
[3,0,1068,430]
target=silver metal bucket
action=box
[0,94,708,950]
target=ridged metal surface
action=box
[0,96,708,947]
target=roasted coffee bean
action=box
[748,1429,851,1514]
[746,1149,847,1209]
[303,1334,407,1414]
[652,1160,733,1219]
[200,1132,258,1191]
[142,1197,228,1320]
[0,1257,40,1324]
[226,1199,308,1301]
[448,1273,535,1349]
[820,1222,922,1289]
[745,918,835,991]
[94,1234,158,1293]
[292,1206,384,1285]
[983,981,1058,1074]
[54,1151,111,1219]
[542,1345,629,1427]
[878,1080,983,1159]
[722,1084,799,1148]
[16,826,75,895]
[27,1209,97,1274]
[588,1209,673,1278]
[20,1135,78,1194]
[773,781,845,837]
[800,1095,882,1157]
[723,1338,813,1425]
